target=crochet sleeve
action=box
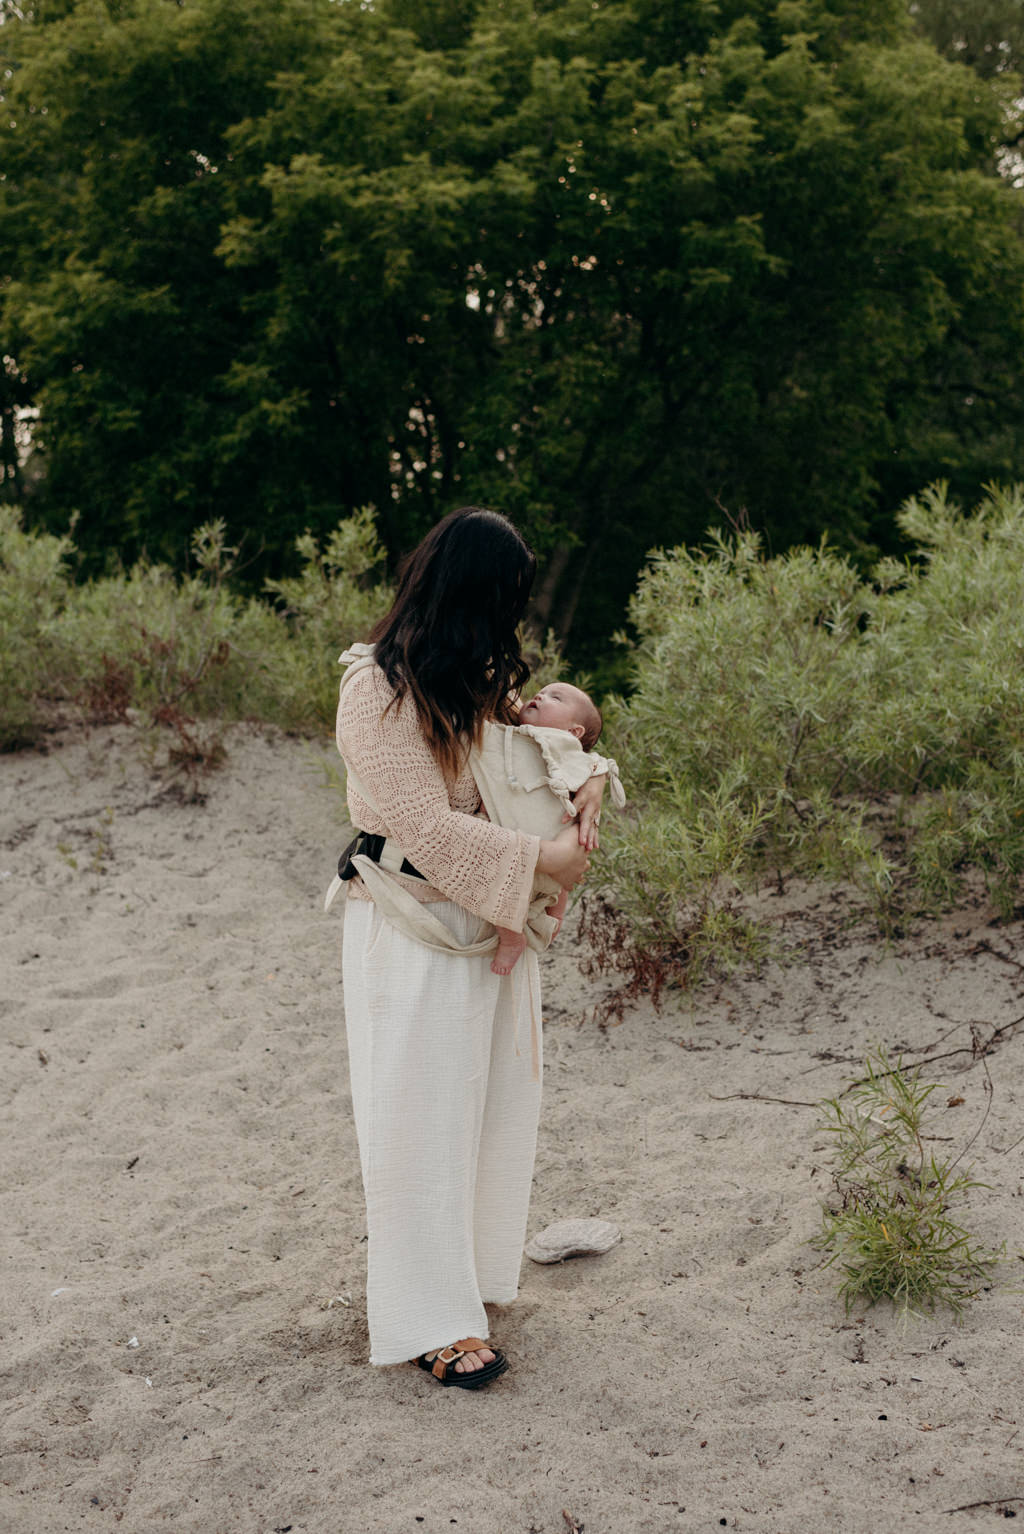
[337,666,540,932]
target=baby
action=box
[490,681,605,976]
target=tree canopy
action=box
[910,0,1024,80]
[3,0,1023,657]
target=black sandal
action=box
[414,1337,508,1390]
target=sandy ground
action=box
[2,722,1023,1534]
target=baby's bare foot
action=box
[491,950,522,976]
[491,933,526,976]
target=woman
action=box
[335,506,603,1388]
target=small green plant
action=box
[54,808,115,873]
[815,1050,999,1316]
[89,807,114,873]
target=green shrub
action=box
[0,507,392,750]
[581,771,771,1007]
[262,508,393,730]
[51,522,268,724]
[0,507,74,748]
[601,483,1024,980]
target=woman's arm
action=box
[536,823,590,887]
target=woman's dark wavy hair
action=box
[369,506,536,775]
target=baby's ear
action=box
[569,723,585,740]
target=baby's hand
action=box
[570,773,606,851]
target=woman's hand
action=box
[537,824,591,889]
[569,773,606,851]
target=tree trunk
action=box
[531,541,574,639]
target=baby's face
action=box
[519,683,589,739]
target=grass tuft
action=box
[814,1050,1000,1316]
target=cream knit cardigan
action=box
[327,644,623,957]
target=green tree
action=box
[0,0,342,564]
[3,0,1024,660]
[910,0,1024,77]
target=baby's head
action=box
[519,682,602,751]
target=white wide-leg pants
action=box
[341,897,543,1366]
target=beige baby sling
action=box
[325,643,626,953]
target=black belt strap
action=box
[337,831,425,882]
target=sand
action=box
[2,722,1022,1534]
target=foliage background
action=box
[3,0,1024,665]
[4,481,1022,966]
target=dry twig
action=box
[840,1014,1024,1097]
[943,1495,1024,1514]
[709,1091,818,1107]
